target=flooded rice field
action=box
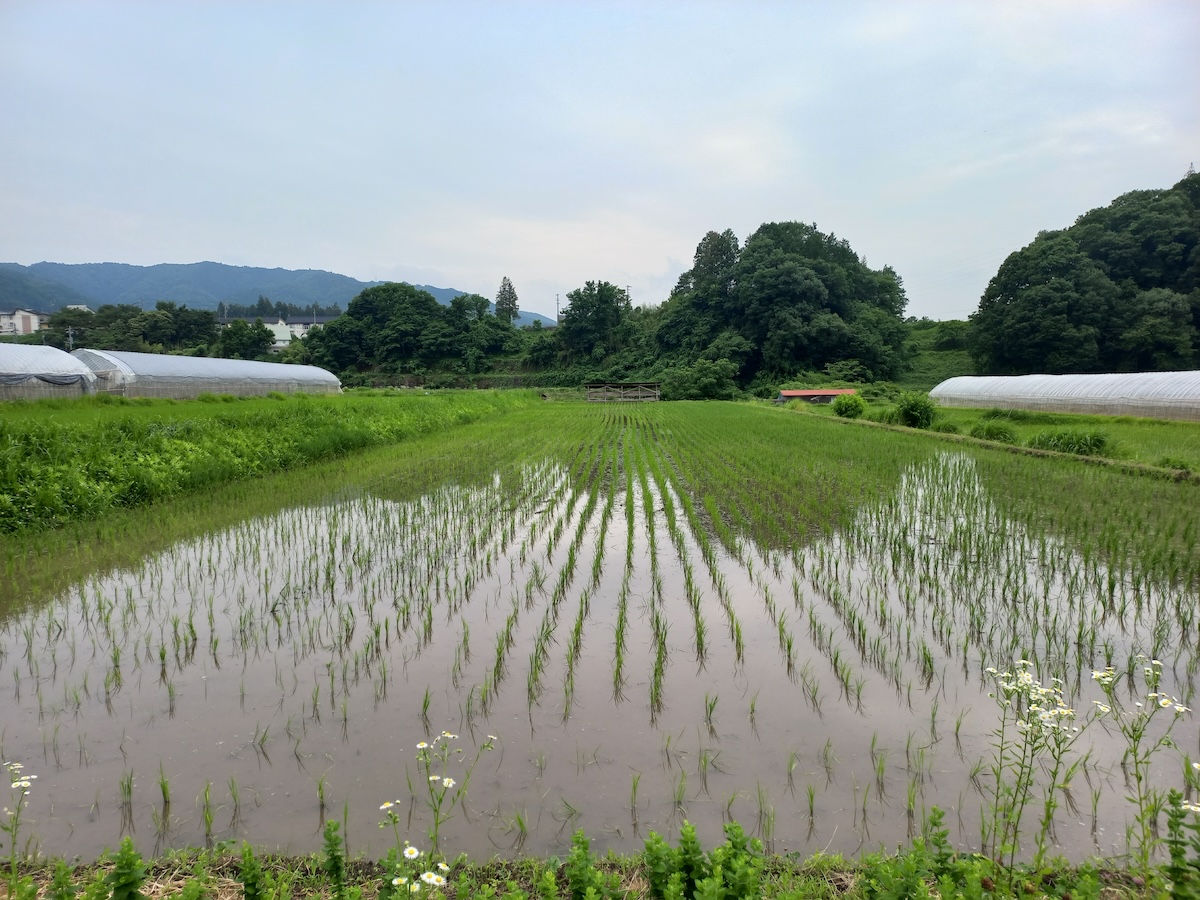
[1,407,1198,863]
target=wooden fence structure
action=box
[584,382,661,402]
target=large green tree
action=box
[656,222,909,385]
[557,281,633,362]
[969,172,1200,374]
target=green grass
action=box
[0,389,540,533]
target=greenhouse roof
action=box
[1,344,97,381]
[931,371,1200,403]
[72,349,341,386]
[930,371,1200,421]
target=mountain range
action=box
[0,261,553,326]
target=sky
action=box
[2,1,1197,321]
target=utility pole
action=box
[65,325,75,351]
[555,293,560,325]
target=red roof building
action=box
[776,388,857,404]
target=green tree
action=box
[216,318,275,360]
[495,276,519,324]
[968,171,1200,374]
[557,281,632,361]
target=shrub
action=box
[1157,455,1194,472]
[895,392,937,429]
[1026,428,1109,456]
[831,393,866,419]
[981,407,1065,425]
[969,420,1018,444]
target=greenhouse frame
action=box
[70,349,342,399]
[930,371,1200,422]
[0,344,97,401]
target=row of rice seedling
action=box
[1,400,1197,865]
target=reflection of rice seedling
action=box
[819,739,836,782]
[673,771,687,813]
[228,776,242,829]
[557,796,581,824]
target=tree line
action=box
[34,302,277,360]
[287,223,914,397]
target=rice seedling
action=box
[1,399,1197,863]
[200,780,214,848]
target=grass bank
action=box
[0,389,539,533]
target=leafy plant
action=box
[1026,428,1109,455]
[105,837,148,900]
[831,393,866,419]
[1166,791,1200,900]
[564,830,621,899]
[969,419,1018,443]
[644,820,764,899]
[895,392,937,429]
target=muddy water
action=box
[0,453,1194,862]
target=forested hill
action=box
[0,260,553,325]
[969,171,1200,374]
[0,261,385,310]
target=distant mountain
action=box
[0,261,554,326]
[0,266,95,310]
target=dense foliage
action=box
[287,221,912,393]
[299,283,520,378]
[656,224,910,388]
[0,390,537,532]
[969,172,1200,374]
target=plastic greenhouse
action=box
[70,349,341,399]
[930,372,1200,422]
[1,344,97,401]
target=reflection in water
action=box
[0,452,1193,862]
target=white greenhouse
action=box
[930,371,1200,422]
[0,344,97,401]
[70,349,342,399]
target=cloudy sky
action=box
[2,1,1197,320]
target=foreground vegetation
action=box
[0,390,538,532]
[5,809,1200,899]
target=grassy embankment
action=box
[793,395,1200,474]
[0,389,540,535]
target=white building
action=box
[0,308,49,335]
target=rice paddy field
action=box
[1,399,1198,867]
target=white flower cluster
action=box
[988,660,1078,738]
[1092,659,1189,716]
[387,844,451,894]
[3,760,36,793]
